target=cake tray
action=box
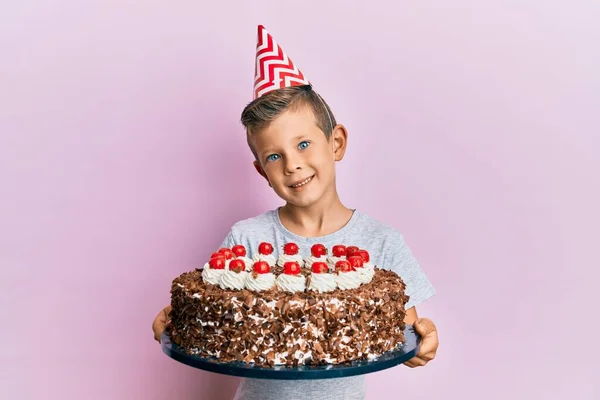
[161,325,420,380]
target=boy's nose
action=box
[284,156,303,174]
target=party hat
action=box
[253,25,310,99]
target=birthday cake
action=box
[167,242,410,366]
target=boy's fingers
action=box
[419,351,436,362]
[414,318,435,336]
[152,306,171,342]
[152,319,164,342]
[404,357,426,368]
[417,329,439,356]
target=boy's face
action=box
[250,104,347,208]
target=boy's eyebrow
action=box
[258,146,276,159]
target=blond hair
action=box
[240,85,336,160]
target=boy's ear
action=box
[331,124,348,161]
[253,161,271,185]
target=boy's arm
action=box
[403,306,439,368]
[404,306,418,325]
[379,231,438,367]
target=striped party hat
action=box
[253,25,310,99]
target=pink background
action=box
[1,1,598,399]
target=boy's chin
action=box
[278,185,334,208]
[282,194,321,208]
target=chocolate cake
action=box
[167,243,409,366]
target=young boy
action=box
[152,25,439,400]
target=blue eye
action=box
[298,141,310,150]
[266,154,280,162]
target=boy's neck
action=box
[278,193,353,238]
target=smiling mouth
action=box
[290,175,314,188]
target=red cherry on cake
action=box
[311,244,327,258]
[348,255,364,269]
[218,248,234,260]
[258,242,274,255]
[232,245,247,257]
[335,260,353,273]
[283,261,301,275]
[209,255,226,270]
[228,259,245,273]
[210,252,222,260]
[283,242,299,255]
[358,250,370,263]
[311,261,328,274]
[332,245,346,257]
[346,246,360,256]
[253,261,270,274]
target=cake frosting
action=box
[305,255,328,269]
[219,270,248,290]
[252,253,276,266]
[276,273,306,293]
[246,271,276,291]
[168,242,409,367]
[277,253,304,268]
[358,264,375,283]
[334,270,362,290]
[308,272,337,292]
[326,256,345,271]
[201,263,224,285]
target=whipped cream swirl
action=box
[326,256,346,271]
[201,263,225,285]
[277,254,305,267]
[246,272,276,291]
[252,253,276,266]
[305,255,328,269]
[276,273,306,293]
[358,264,375,284]
[308,272,337,292]
[335,270,362,290]
[219,270,248,290]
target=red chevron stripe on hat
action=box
[254,25,310,99]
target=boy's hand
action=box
[152,305,171,343]
[404,318,438,368]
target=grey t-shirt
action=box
[219,208,435,400]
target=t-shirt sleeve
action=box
[382,232,436,309]
[219,228,236,249]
